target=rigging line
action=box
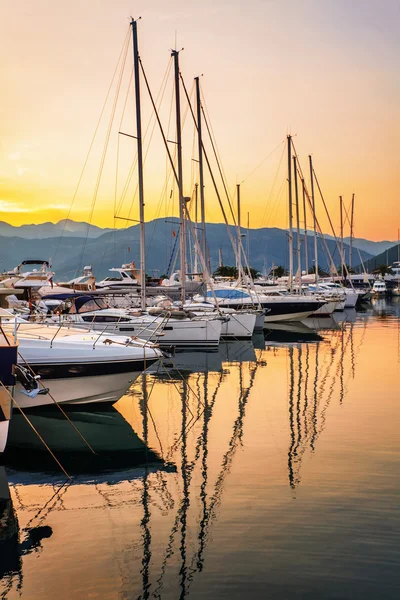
[103,63,133,274]
[139,58,179,186]
[0,380,71,479]
[267,176,286,232]
[76,31,131,274]
[179,76,255,290]
[201,89,232,204]
[240,140,286,184]
[200,103,236,225]
[17,351,96,454]
[130,60,174,230]
[256,142,286,235]
[114,67,134,221]
[313,168,348,276]
[116,57,173,222]
[290,144,340,277]
[53,26,131,261]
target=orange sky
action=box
[0,0,399,240]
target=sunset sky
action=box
[0,0,398,240]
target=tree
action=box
[269,265,286,278]
[213,265,238,278]
[308,265,329,277]
[244,266,260,279]
[372,264,393,278]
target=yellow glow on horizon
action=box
[0,0,399,241]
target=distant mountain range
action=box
[361,243,400,272]
[0,218,394,253]
[0,218,376,280]
[0,219,115,239]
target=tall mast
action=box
[218,247,223,268]
[237,183,241,279]
[287,135,293,292]
[301,178,309,274]
[340,195,344,278]
[308,155,318,284]
[131,18,146,311]
[349,193,355,269]
[172,49,186,304]
[195,76,206,271]
[293,155,301,289]
[247,211,250,265]
[194,183,198,273]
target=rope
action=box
[76,28,131,275]
[0,380,71,479]
[53,26,131,261]
[17,351,96,454]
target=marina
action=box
[1,2,399,598]
[1,299,399,599]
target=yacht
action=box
[57,265,96,292]
[0,260,55,297]
[2,320,163,409]
[96,263,139,289]
[372,280,387,296]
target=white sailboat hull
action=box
[264,308,317,323]
[65,316,222,349]
[344,291,358,308]
[312,301,337,317]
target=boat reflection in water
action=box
[264,321,323,345]
[4,402,170,477]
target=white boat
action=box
[0,309,16,453]
[372,280,387,296]
[198,286,325,323]
[57,265,97,291]
[2,321,162,409]
[40,294,222,350]
[183,302,256,339]
[316,282,358,308]
[1,260,55,293]
[96,263,140,289]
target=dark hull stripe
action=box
[221,302,324,315]
[26,358,159,380]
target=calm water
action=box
[1,299,400,599]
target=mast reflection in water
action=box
[1,306,400,600]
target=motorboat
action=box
[372,280,387,296]
[2,320,162,409]
[57,265,96,291]
[96,263,140,289]
[0,260,55,298]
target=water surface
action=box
[1,299,400,599]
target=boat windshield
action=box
[206,289,250,300]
